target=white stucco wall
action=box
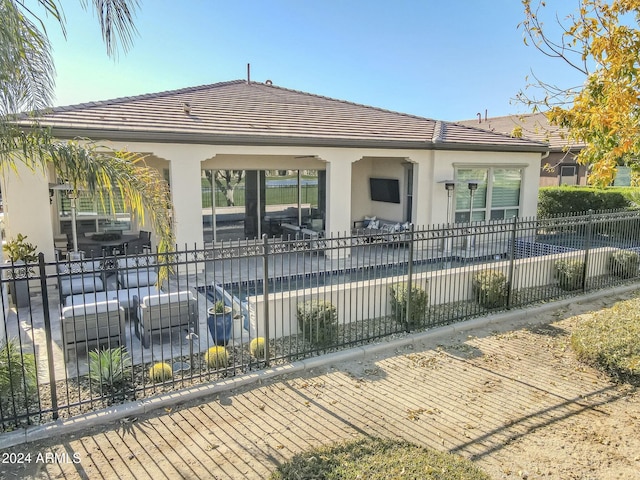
[351,157,407,224]
[2,162,55,261]
[2,140,542,260]
[431,150,541,224]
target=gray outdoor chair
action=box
[117,256,158,288]
[136,291,198,348]
[57,260,104,300]
[60,300,125,362]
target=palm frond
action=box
[0,0,56,115]
[46,140,175,278]
[81,0,140,58]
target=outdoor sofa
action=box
[352,216,412,244]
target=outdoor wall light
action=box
[437,180,457,224]
[437,179,456,191]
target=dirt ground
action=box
[1,289,639,480]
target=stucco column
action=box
[411,152,435,227]
[324,153,358,236]
[2,162,55,260]
[168,155,204,249]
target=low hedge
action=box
[538,186,633,217]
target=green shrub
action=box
[205,346,229,369]
[571,297,640,383]
[296,300,338,347]
[149,362,172,383]
[2,234,38,263]
[88,347,131,389]
[249,337,266,358]
[270,436,491,480]
[538,186,631,217]
[609,250,640,279]
[554,259,585,291]
[389,282,428,327]
[472,270,509,308]
[0,338,37,414]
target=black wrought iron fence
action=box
[2,208,640,431]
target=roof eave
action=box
[41,126,549,153]
[431,141,548,154]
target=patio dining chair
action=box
[121,230,152,254]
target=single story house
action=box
[457,112,587,187]
[4,80,548,259]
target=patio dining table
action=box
[77,233,138,257]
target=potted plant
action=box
[3,234,38,308]
[207,300,233,346]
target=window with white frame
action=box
[57,190,132,235]
[559,165,577,185]
[454,167,522,222]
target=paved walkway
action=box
[1,286,638,479]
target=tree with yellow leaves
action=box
[520,0,640,186]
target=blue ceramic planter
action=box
[207,307,233,346]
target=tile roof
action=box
[21,80,547,152]
[457,112,583,151]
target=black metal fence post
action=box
[38,253,58,420]
[582,209,593,292]
[262,235,270,366]
[405,224,415,332]
[507,217,518,308]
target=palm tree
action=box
[1,0,175,255]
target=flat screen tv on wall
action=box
[369,178,400,203]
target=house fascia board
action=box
[39,127,550,154]
[430,142,547,154]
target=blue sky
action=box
[45,0,585,121]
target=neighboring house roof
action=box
[19,80,547,152]
[457,112,584,152]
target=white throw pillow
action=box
[363,215,377,228]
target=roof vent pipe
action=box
[247,63,251,84]
[183,102,191,114]
[485,109,488,121]
[476,113,481,123]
